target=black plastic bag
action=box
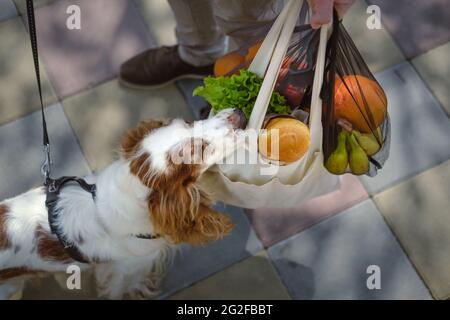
[321,13,390,177]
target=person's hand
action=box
[307,0,355,29]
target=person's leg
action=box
[213,0,283,47]
[120,0,223,89]
[169,0,226,67]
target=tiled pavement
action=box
[366,0,450,59]
[0,0,17,22]
[0,103,90,200]
[267,200,431,300]
[33,0,155,99]
[0,0,449,300]
[0,17,57,125]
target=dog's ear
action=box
[148,187,234,245]
[121,119,168,159]
[122,119,170,188]
[148,139,233,244]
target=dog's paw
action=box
[126,281,160,300]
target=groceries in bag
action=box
[322,14,391,177]
[258,116,310,164]
[193,69,291,119]
[195,0,341,209]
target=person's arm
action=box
[308,0,355,29]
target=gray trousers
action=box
[168,0,283,66]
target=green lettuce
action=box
[193,69,290,119]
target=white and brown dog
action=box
[0,108,246,299]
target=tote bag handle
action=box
[247,0,304,130]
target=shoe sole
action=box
[118,73,208,90]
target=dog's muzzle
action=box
[227,109,247,130]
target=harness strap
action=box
[45,177,97,264]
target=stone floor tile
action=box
[374,160,450,300]
[22,271,98,300]
[134,0,177,46]
[343,0,405,73]
[0,0,17,22]
[268,200,432,299]
[412,42,450,116]
[13,0,58,16]
[0,103,91,200]
[0,17,57,125]
[33,0,154,98]
[367,0,450,59]
[169,251,290,300]
[247,174,368,247]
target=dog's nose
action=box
[227,109,247,129]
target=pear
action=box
[353,130,380,156]
[325,131,349,175]
[347,132,369,175]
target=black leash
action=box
[26,0,96,263]
[26,0,51,182]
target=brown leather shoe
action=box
[119,45,214,89]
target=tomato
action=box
[283,84,304,107]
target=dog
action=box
[0,108,246,299]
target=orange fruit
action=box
[214,51,245,77]
[245,41,262,63]
[258,117,310,163]
[334,75,387,133]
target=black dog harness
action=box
[45,177,97,264]
[26,1,159,264]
